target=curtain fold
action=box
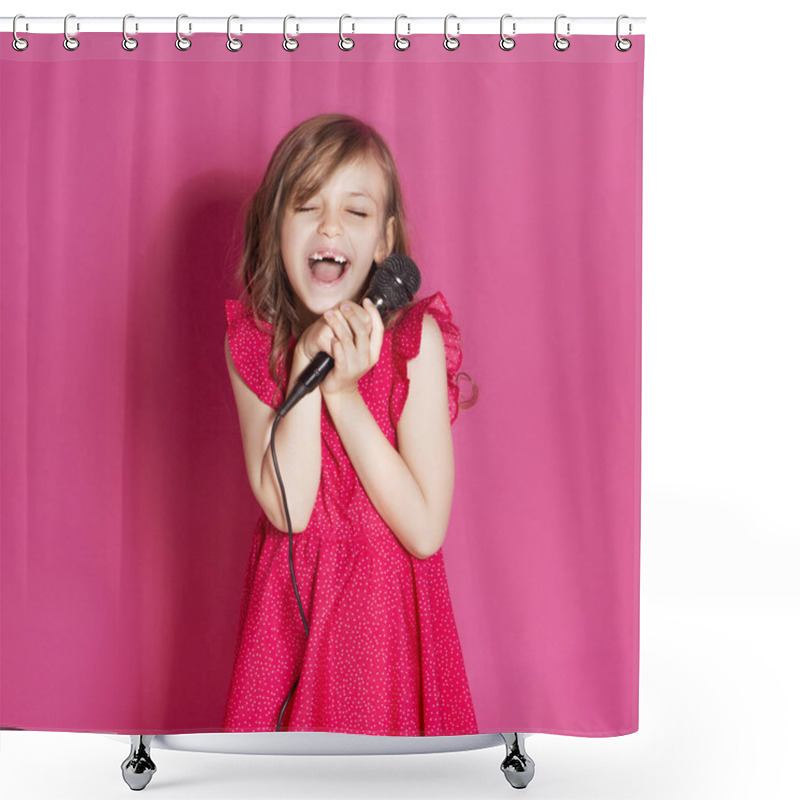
[1,32,643,736]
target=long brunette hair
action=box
[232,112,477,411]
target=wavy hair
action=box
[232,112,477,411]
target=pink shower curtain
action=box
[1,31,643,736]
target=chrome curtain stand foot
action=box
[121,735,157,790]
[500,732,535,789]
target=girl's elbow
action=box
[265,500,312,533]
[257,487,308,533]
[258,494,284,530]
[415,529,446,560]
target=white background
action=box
[1,1,798,798]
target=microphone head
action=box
[366,254,421,316]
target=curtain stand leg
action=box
[121,735,156,790]
[500,732,535,789]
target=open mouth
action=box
[308,255,349,286]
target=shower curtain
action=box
[1,29,644,737]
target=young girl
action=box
[222,113,479,737]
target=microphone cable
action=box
[268,412,309,732]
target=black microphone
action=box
[276,253,421,419]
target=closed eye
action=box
[296,207,367,218]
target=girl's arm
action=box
[226,337,321,532]
[324,313,454,560]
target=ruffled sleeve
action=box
[389,291,464,427]
[225,299,285,409]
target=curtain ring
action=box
[394,14,410,51]
[283,15,299,51]
[12,14,29,52]
[64,13,79,51]
[499,14,516,50]
[122,14,138,51]
[443,14,460,51]
[615,15,632,51]
[176,13,191,51]
[339,14,355,50]
[553,14,570,51]
[227,15,243,52]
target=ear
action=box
[378,215,397,261]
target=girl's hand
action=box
[296,313,338,364]
[320,298,384,398]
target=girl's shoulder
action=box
[225,298,276,356]
[226,297,274,329]
[389,291,464,426]
[391,291,460,361]
[225,298,283,407]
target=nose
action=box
[317,207,343,237]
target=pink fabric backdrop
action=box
[0,33,643,736]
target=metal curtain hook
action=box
[395,14,410,50]
[64,13,79,51]
[616,14,632,51]
[444,14,460,51]
[339,14,354,50]
[283,15,299,51]
[227,14,243,51]
[12,14,29,51]
[554,14,570,51]
[176,13,191,51]
[122,14,138,51]
[499,14,516,50]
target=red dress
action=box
[221,291,478,736]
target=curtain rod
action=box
[1,16,646,36]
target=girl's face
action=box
[280,157,396,331]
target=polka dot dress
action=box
[221,291,479,736]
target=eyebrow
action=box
[346,191,374,202]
